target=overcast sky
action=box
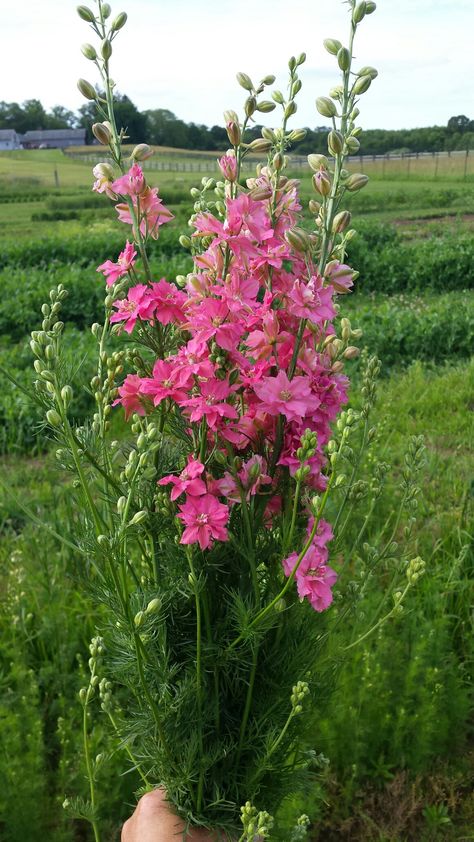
[1,0,472,131]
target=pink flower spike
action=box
[178,494,230,551]
[158,457,207,501]
[97,241,137,287]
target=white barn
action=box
[0,130,21,150]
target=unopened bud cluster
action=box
[240,802,274,841]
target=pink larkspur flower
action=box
[110,284,155,334]
[181,379,238,430]
[218,154,237,182]
[113,374,146,420]
[92,164,116,200]
[112,163,145,196]
[282,539,337,612]
[141,359,191,407]
[97,241,137,287]
[253,370,319,423]
[288,276,335,324]
[178,493,230,550]
[148,279,187,325]
[116,186,173,239]
[158,457,207,501]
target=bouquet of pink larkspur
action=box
[26,1,428,839]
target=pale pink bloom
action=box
[110,284,155,333]
[112,163,145,196]
[253,371,319,423]
[92,164,117,200]
[158,458,207,501]
[246,311,282,359]
[182,379,238,430]
[97,241,137,287]
[225,193,272,241]
[288,276,335,324]
[178,493,230,550]
[141,359,190,406]
[113,374,146,420]
[116,186,173,239]
[149,279,187,325]
[217,154,238,182]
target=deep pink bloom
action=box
[141,359,190,406]
[113,374,146,420]
[112,163,145,196]
[182,379,238,430]
[148,279,187,325]
[238,455,272,499]
[116,186,173,239]
[288,276,335,324]
[158,458,207,501]
[110,284,155,334]
[253,371,319,422]
[187,299,243,351]
[97,241,137,287]
[178,494,230,550]
[282,538,337,612]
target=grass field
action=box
[0,147,473,841]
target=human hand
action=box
[121,788,223,841]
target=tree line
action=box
[1,96,472,155]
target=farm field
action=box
[0,149,473,841]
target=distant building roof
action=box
[0,129,19,140]
[21,129,86,141]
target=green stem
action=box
[344,583,411,651]
[107,711,151,788]
[82,684,101,842]
[186,548,204,812]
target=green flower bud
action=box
[77,5,95,22]
[353,1,367,23]
[226,120,241,146]
[245,96,257,117]
[345,136,360,153]
[323,38,342,56]
[101,3,111,18]
[101,39,112,61]
[248,137,272,153]
[353,74,372,95]
[261,74,276,85]
[145,597,162,615]
[77,78,96,100]
[111,11,128,30]
[272,90,285,104]
[332,210,352,233]
[316,96,337,118]
[81,42,97,60]
[61,385,73,406]
[236,72,254,91]
[288,128,307,143]
[297,52,306,65]
[357,65,378,79]
[308,199,321,215]
[92,122,111,145]
[365,1,377,12]
[328,129,344,156]
[46,409,61,427]
[312,169,331,197]
[344,346,360,359]
[130,510,147,526]
[337,47,350,71]
[346,172,369,192]
[284,100,297,119]
[307,153,329,171]
[134,610,145,628]
[79,687,88,704]
[256,100,276,113]
[132,143,153,161]
[261,126,276,141]
[285,227,311,253]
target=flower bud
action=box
[236,72,253,91]
[111,11,128,31]
[365,1,377,12]
[345,136,360,153]
[323,38,342,55]
[346,173,369,192]
[312,169,331,197]
[256,100,276,113]
[288,128,307,143]
[46,409,61,427]
[101,3,111,17]
[132,143,153,161]
[329,85,344,100]
[77,78,96,100]
[358,65,378,80]
[134,610,145,628]
[262,74,276,85]
[307,153,329,171]
[337,47,350,71]
[248,137,272,153]
[77,5,95,22]
[261,127,276,142]
[130,510,147,526]
[79,687,88,704]
[101,39,112,60]
[145,597,162,615]
[245,96,257,117]
[328,130,343,156]
[284,100,297,119]
[285,227,311,253]
[353,1,367,23]
[308,199,321,215]
[92,123,111,145]
[81,43,97,60]
[61,385,73,406]
[249,185,273,200]
[272,152,284,171]
[344,346,360,359]
[353,75,372,95]
[226,121,241,146]
[316,96,337,118]
[332,210,352,233]
[272,90,285,104]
